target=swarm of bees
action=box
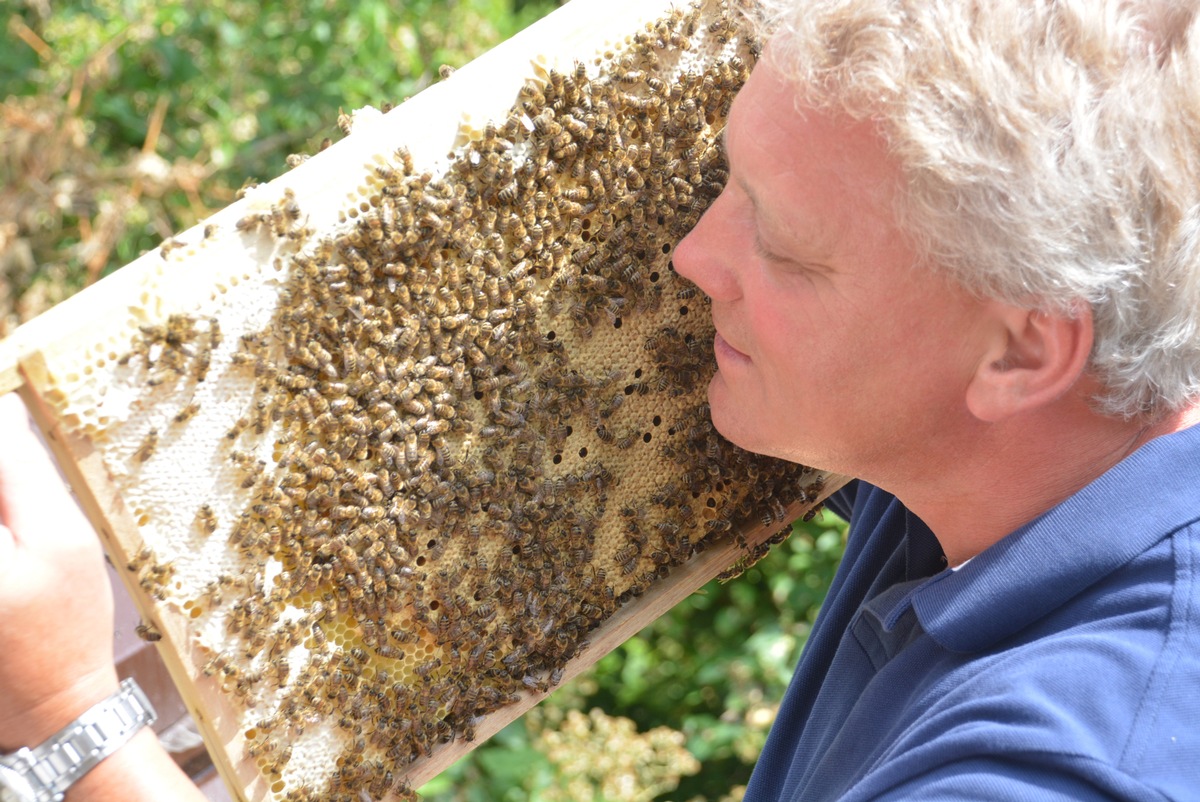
[98,3,824,801]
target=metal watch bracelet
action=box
[0,677,157,802]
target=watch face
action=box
[0,762,36,802]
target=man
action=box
[3,0,1199,800]
[672,0,1200,799]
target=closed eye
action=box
[753,234,828,282]
[753,232,789,265]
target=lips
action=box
[714,330,750,364]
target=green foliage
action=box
[3,0,557,175]
[0,0,560,317]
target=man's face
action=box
[673,59,994,480]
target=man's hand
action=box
[0,392,120,749]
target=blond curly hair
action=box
[750,0,1200,419]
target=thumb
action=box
[0,523,13,563]
[0,394,78,542]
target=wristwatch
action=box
[0,678,157,802]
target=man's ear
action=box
[965,303,1093,423]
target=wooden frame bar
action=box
[0,1,850,798]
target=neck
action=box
[883,394,1200,568]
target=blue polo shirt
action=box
[746,423,1200,801]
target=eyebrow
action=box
[732,167,768,228]
[719,124,768,219]
[720,121,838,261]
[737,173,760,212]
[738,169,838,264]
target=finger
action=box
[0,391,34,429]
[0,394,82,543]
[0,393,39,532]
[0,523,13,564]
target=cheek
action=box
[746,283,850,369]
[749,295,909,421]
[746,302,839,406]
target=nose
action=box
[672,188,742,303]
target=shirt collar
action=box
[904,423,1200,653]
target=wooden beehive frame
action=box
[0,0,848,798]
[13,370,842,799]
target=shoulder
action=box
[872,521,1200,801]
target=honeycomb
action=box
[24,2,827,800]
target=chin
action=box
[707,380,846,471]
[707,380,777,458]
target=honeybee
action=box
[202,651,234,677]
[134,428,159,462]
[196,504,218,535]
[173,401,201,424]
[225,416,250,440]
[134,621,162,642]
[615,544,640,575]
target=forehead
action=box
[724,61,903,255]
